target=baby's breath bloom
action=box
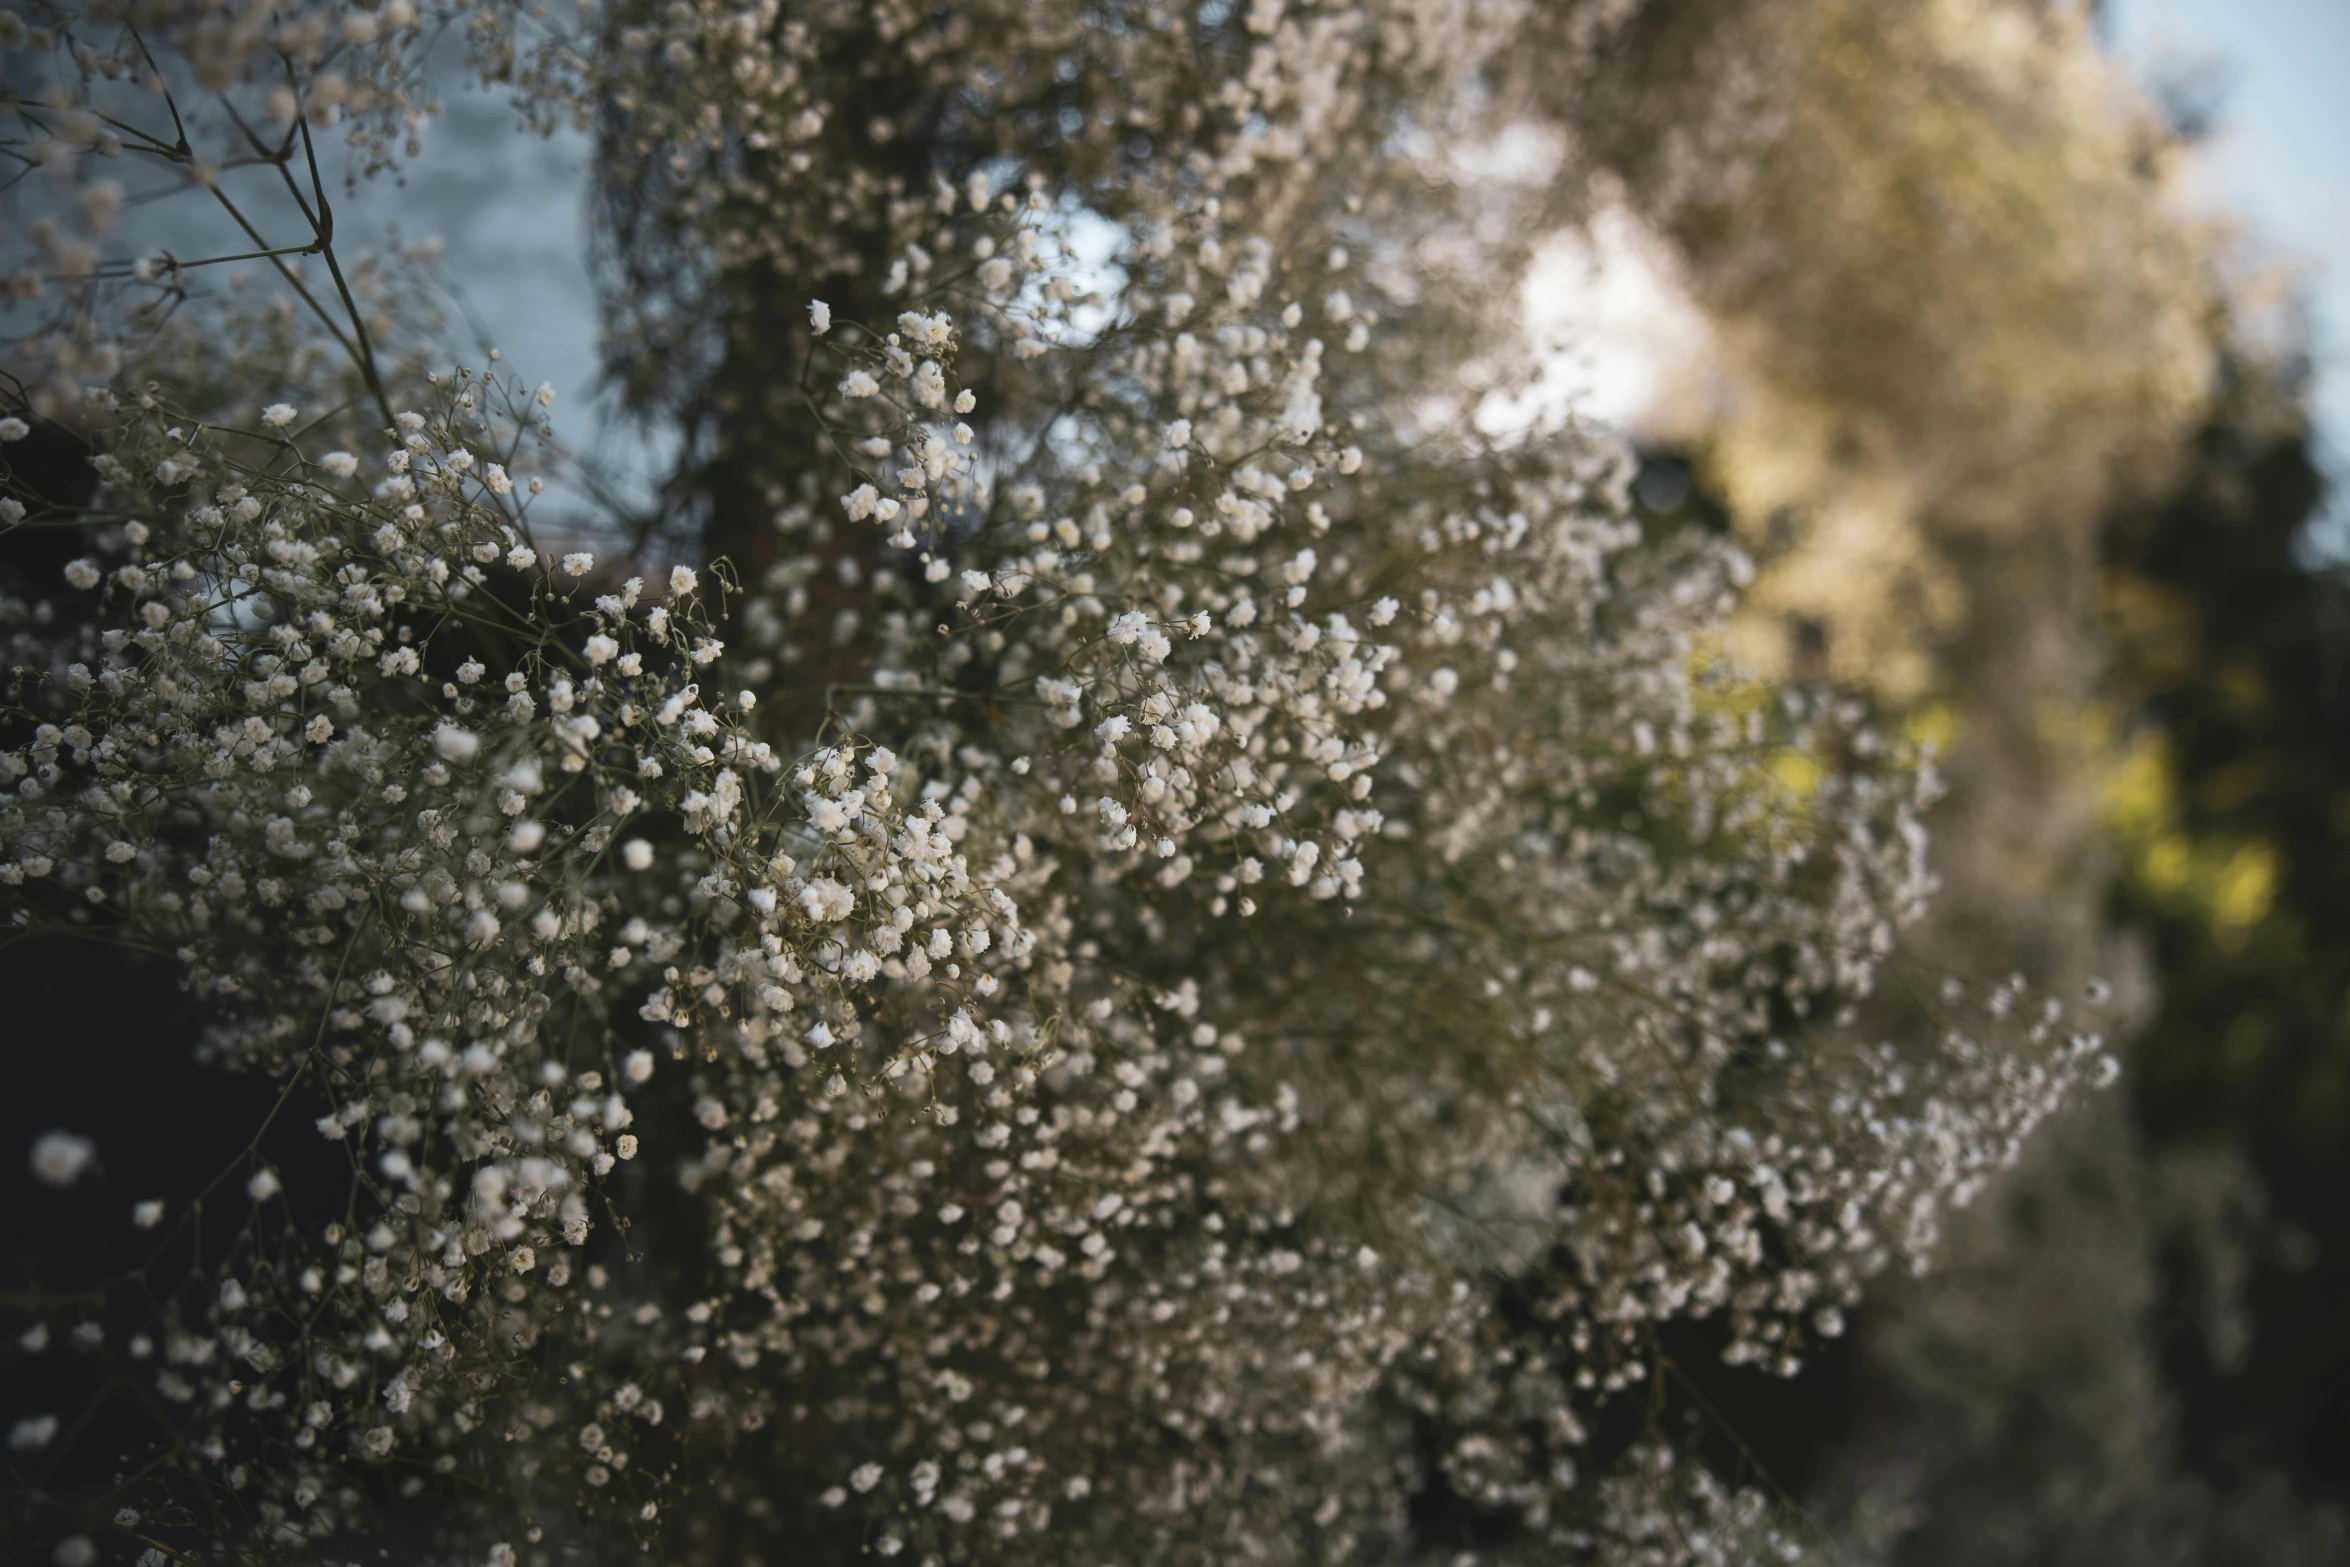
[0,9,2122,1560]
[9,1415,59,1453]
[29,1131,95,1188]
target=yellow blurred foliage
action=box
[2104,728,2278,947]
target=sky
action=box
[2104,0,2350,548]
[81,45,650,530]
[331,73,662,525]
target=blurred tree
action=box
[1528,3,2349,1561]
[2102,352,2350,1529]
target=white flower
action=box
[562,552,595,576]
[798,877,854,922]
[840,370,880,399]
[809,299,832,333]
[0,416,28,442]
[246,1168,281,1201]
[8,1415,58,1452]
[29,1131,95,1188]
[63,558,100,590]
[624,1049,655,1084]
[262,403,298,429]
[320,450,359,478]
[485,463,513,495]
[535,382,557,408]
[842,484,880,521]
[132,1200,164,1228]
[433,725,480,763]
[669,565,698,600]
[621,839,654,871]
[584,634,620,665]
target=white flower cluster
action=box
[0,2,2117,1564]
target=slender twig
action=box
[294,100,395,427]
